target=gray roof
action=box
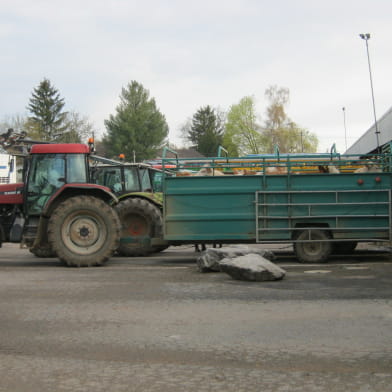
[174,148,206,159]
[157,148,205,159]
[345,106,392,155]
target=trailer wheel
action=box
[332,241,357,254]
[115,197,164,256]
[294,229,332,263]
[48,196,120,267]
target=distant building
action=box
[147,147,206,169]
[345,106,392,155]
[152,147,205,161]
[170,148,206,159]
[0,154,16,183]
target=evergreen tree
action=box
[26,78,68,141]
[186,106,224,156]
[103,81,169,161]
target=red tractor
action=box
[0,135,120,267]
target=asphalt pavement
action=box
[0,243,391,392]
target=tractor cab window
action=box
[27,154,66,214]
[67,154,87,183]
[92,167,106,186]
[107,167,122,193]
[93,166,122,193]
[28,154,65,191]
[124,167,140,192]
[151,170,163,192]
[139,168,153,192]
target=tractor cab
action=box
[91,163,165,195]
[26,144,89,215]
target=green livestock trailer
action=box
[161,145,392,263]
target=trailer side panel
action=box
[163,172,392,243]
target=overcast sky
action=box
[1,0,391,153]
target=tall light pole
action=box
[359,33,380,151]
[342,107,348,151]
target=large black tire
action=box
[115,198,164,256]
[294,229,332,263]
[29,246,57,258]
[332,241,357,255]
[47,196,120,267]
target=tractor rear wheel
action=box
[294,229,332,263]
[48,196,120,267]
[115,198,164,256]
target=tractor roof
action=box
[30,144,90,154]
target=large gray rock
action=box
[196,246,276,273]
[219,254,286,281]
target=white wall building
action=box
[345,106,392,155]
[0,154,17,183]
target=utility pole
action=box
[342,107,348,151]
[359,33,380,151]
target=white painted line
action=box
[279,262,391,268]
[112,266,190,270]
[344,266,369,270]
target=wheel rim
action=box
[302,241,323,257]
[123,214,149,237]
[297,230,330,260]
[61,211,107,255]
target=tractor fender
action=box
[118,192,163,209]
[42,183,119,217]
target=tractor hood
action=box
[0,182,24,204]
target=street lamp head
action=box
[359,33,370,40]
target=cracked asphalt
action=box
[0,243,392,391]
